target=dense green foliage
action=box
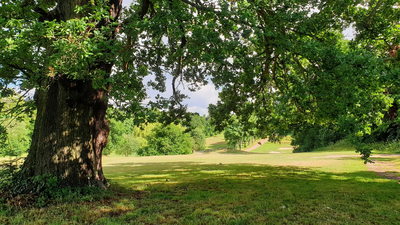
[104,113,215,155]
[223,115,259,150]
[190,127,206,151]
[223,119,244,150]
[105,118,134,155]
[104,113,212,155]
[188,115,215,138]
[115,134,142,157]
[138,123,193,156]
[187,115,210,151]
[291,123,350,152]
[104,117,148,157]
[0,96,34,157]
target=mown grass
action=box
[205,133,227,150]
[250,141,293,154]
[1,139,400,224]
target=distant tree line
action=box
[0,97,217,158]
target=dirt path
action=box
[244,139,269,152]
[367,156,400,181]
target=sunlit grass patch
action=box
[139,174,171,178]
[199,170,228,174]
[251,141,293,153]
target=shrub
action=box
[191,127,206,151]
[115,134,141,156]
[138,124,193,156]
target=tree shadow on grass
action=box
[7,162,400,224]
[198,149,270,155]
[102,162,400,224]
[370,157,398,162]
[104,161,399,191]
[219,149,268,154]
[106,161,322,187]
[336,156,398,162]
[205,141,227,151]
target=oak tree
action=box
[1,0,216,193]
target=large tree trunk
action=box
[12,0,122,194]
[15,78,109,190]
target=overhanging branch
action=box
[5,63,35,79]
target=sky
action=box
[121,0,355,116]
[122,0,134,7]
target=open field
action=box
[1,139,400,224]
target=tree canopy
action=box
[209,0,400,160]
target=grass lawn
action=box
[1,139,400,224]
[205,133,265,152]
[205,133,227,150]
[250,141,293,154]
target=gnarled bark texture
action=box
[13,0,122,194]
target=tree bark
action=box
[14,78,107,191]
[12,0,122,194]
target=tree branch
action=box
[5,63,34,79]
[367,0,383,26]
[180,0,262,30]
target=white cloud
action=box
[187,106,209,115]
[182,83,219,114]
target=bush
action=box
[369,141,400,154]
[191,127,206,151]
[137,124,193,156]
[313,139,356,152]
[362,122,400,143]
[115,134,141,156]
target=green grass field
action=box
[1,137,400,224]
